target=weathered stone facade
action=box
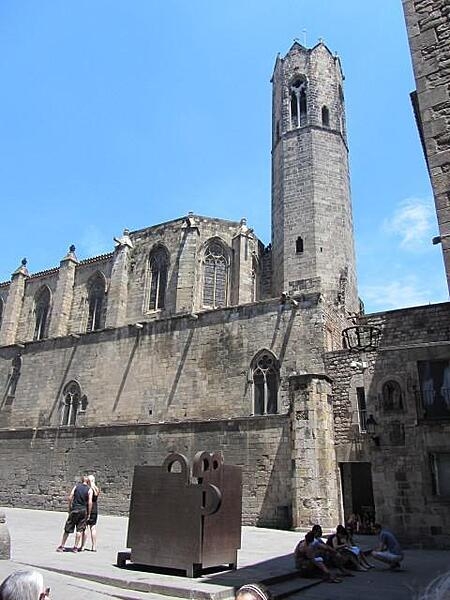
[0,25,449,547]
[325,302,450,548]
[403,0,450,292]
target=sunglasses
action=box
[39,588,50,599]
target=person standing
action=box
[371,523,404,569]
[80,475,100,552]
[56,475,92,552]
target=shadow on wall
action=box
[167,327,195,407]
[255,421,292,529]
[113,334,140,412]
[48,345,79,423]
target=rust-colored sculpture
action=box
[118,451,242,577]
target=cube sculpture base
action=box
[120,451,242,577]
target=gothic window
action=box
[203,241,228,309]
[290,78,307,128]
[61,380,86,426]
[322,106,330,127]
[381,380,403,411]
[86,273,106,332]
[252,351,279,415]
[148,246,169,311]
[33,286,51,341]
[296,236,304,253]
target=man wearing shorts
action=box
[56,475,93,552]
[371,523,404,569]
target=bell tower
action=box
[271,41,358,313]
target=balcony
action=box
[416,388,450,421]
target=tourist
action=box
[310,525,354,577]
[0,569,50,600]
[294,531,342,583]
[328,525,373,570]
[56,474,93,552]
[235,583,272,600]
[371,523,404,569]
[80,474,100,552]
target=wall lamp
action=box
[366,414,380,447]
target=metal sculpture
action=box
[119,450,242,577]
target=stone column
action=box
[0,259,28,346]
[290,373,341,529]
[231,218,255,305]
[105,229,133,328]
[175,214,200,313]
[48,245,78,338]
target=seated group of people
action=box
[294,523,403,583]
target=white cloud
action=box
[383,197,435,252]
[361,276,439,311]
[78,225,111,259]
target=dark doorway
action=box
[340,462,375,533]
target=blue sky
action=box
[0,1,448,313]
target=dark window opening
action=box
[253,352,279,415]
[148,247,169,311]
[418,360,450,420]
[61,381,81,426]
[322,105,330,127]
[430,453,450,496]
[382,380,403,411]
[33,286,51,341]
[87,275,106,332]
[290,78,307,128]
[356,387,367,431]
[296,236,304,253]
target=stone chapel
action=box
[0,3,449,548]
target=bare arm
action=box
[87,488,93,518]
[68,486,76,512]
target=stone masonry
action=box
[403,0,450,292]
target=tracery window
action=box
[61,380,85,426]
[86,273,106,332]
[33,286,51,341]
[148,246,169,311]
[381,380,403,411]
[290,78,307,128]
[252,351,279,415]
[203,241,228,308]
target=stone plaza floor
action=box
[0,507,449,600]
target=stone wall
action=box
[0,296,326,428]
[0,416,292,528]
[325,301,450,548]
[403,0,450,292]
[0,215,266,347]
